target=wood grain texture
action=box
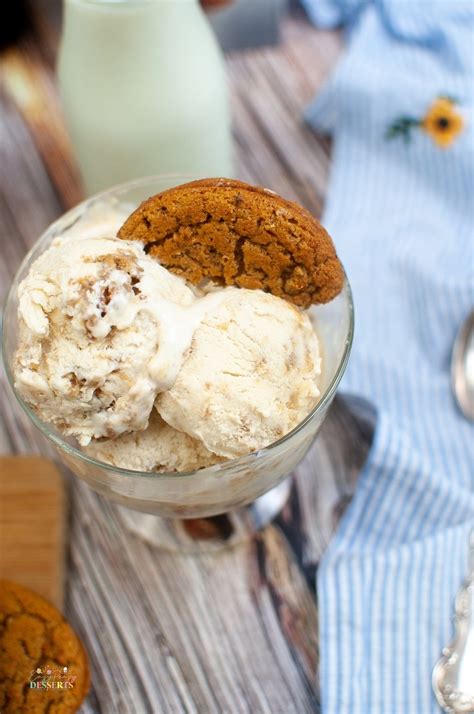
[0,41,83,208]
[0,10,370,714]
[0,456,65,608]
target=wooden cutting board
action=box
[0,456,66,609]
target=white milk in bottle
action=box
[58,0,233,194]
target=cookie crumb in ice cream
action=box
[156,289,321,459]
[85,411,224,472]
[14,234,196,445]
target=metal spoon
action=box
[432,530,474,713]
[451,311,474,421]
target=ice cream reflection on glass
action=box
[3,177,353,529]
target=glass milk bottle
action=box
[58,0,233,195]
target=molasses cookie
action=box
[118,178,344,307]
[0,580,90,713]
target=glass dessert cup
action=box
[2,176,354,550]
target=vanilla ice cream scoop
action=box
[14,206,323,462]
[85,412,223,472]
[156,289,321,458]
[14,233,196,444]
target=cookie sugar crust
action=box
[118,178,344,307]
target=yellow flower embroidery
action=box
[386,95,464,148]
[421,98,464,148]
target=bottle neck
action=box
[63,0,200,12]
[62,0,203,27]
[61,0,212,60]
[66,0,199,5]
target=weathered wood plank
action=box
[1,41,83,209]
[228,14,342,215]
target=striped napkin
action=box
[301,1,474,712]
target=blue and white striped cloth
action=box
[301,1,474,712]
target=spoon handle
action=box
[432,529,474,713]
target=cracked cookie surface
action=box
[118,178,344,308]
[0,580,90,713]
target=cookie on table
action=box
[118,178,344,308]
[0,580,90,713]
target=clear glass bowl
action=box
[2,176,354,520]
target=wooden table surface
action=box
[0,9,369,713]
